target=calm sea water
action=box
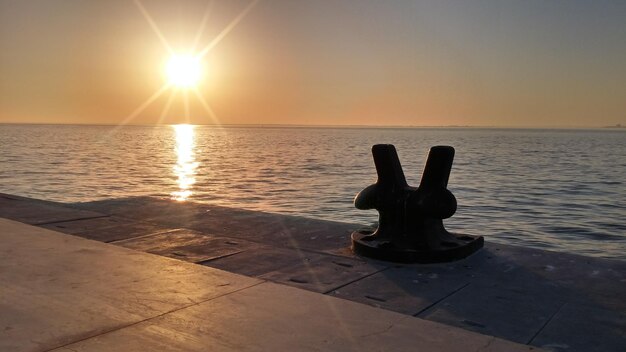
[1,124,624,259]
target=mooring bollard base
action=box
[351,231,484,264]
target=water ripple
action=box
[0,125,624,259]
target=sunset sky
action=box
[0,0,624,127]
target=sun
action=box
[165,54,203,88]
[124,0,260,125]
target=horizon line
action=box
[1,121,624,130]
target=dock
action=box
[1,193,624,351]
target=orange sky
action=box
[0,0,625,127]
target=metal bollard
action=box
[351,144,483,263]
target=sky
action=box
[0,0,625,127]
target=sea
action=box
[1,124,624,259]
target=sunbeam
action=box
[192,0,215,53]
[198,0,260,59]
[134,0,174,54]
[157,89,178,125]
[121,83,171,126]
[193,89,220,124]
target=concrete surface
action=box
[114,228,257,263]
[0,218,537,352]
[2,193,624,351]
[0,218,261,352]
[40,216,174,242]
[50,283,534,352]
[0,194,104,225]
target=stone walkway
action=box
[1,218,534,352]
[1,193,624,351]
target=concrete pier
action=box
[1,193,624,351]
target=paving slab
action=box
[76,197,356,252]
[330,265,471,315]
[203,245,331,277]
[50,282,539,352]
[113,229,257,263]
[471,243,626,288]
[72,197,197,219]
[530,302,626,352]
[0,193,105,225]
[260,255,388,293]
[0,218,261,352]
[39,215,140,234]
[152,209,355,252]
[40,216,173,242]
[419,282,568,344]
[462,243,626,310]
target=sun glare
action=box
[125,0,260,125]
[166,55,202,88]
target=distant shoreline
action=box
[1,122,623,131]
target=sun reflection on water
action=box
[171,124,199,201]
